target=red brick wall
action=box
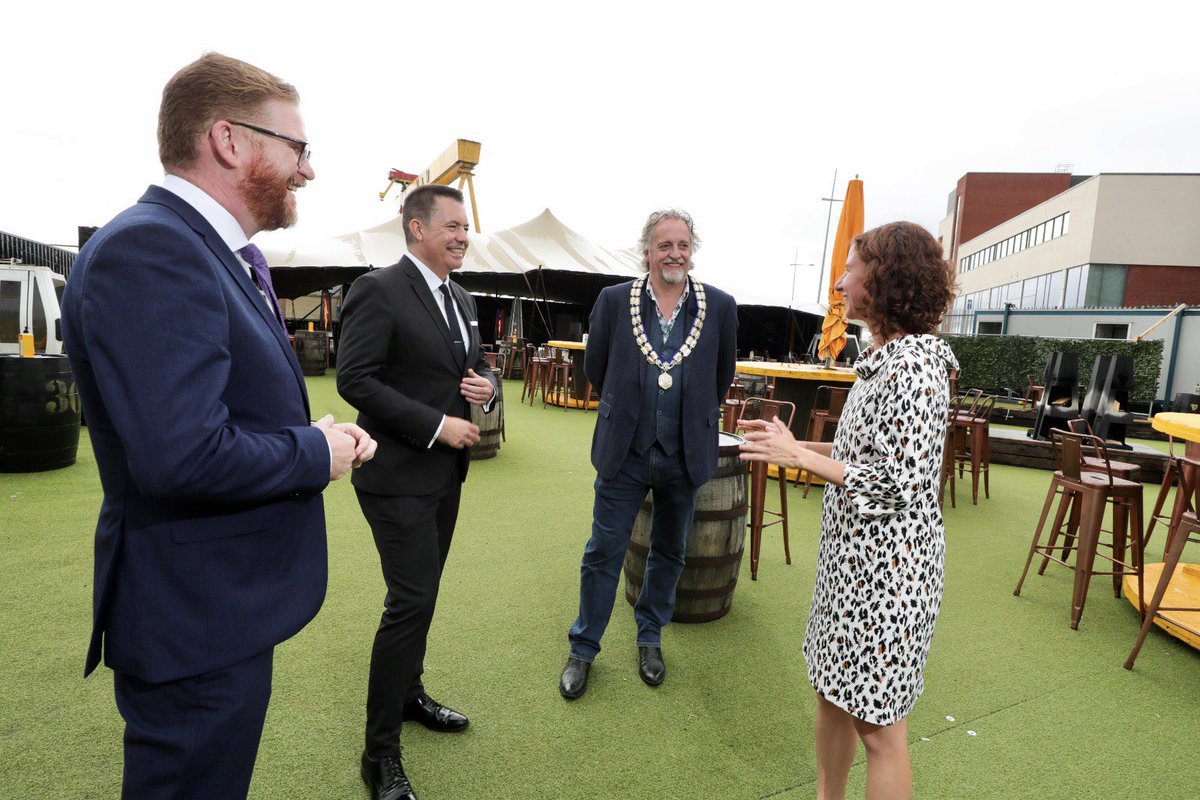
[957,173,1072,244]
[1124,265,1200,306]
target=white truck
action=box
[0,262,66,355]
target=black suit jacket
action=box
[337,256,497,496]
[586,278,738,486]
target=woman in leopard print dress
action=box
[741,222,958,800]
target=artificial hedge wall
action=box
[939,334,1164,402]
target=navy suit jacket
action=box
[61,185,331,683]
[586,278,738,486]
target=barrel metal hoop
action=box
[637,502,748,521]
[625,542,745,568]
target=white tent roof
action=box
[261,208,642,278]
[260,208,824,317]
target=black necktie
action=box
[439,284,466,358]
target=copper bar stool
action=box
[939,393,970,509]
[1144,436,1193,553]
[952,394,995,504]
[1126,455,1200,669]
[736,397,797,581]
[544,349,574,410]
[798,384,849,498]
[1066,418,1140,483]
[1013,430,1145,630]
[722,380,747,433]
[520,344,541,404]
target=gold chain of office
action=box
[629,275,707,390]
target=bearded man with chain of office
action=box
[560,209,738,699]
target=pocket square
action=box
[469,320,478,327]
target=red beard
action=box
[240,152,296,232]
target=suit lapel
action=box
[142,187,310,412]
[401,257,465,370]
[681,278,699,390]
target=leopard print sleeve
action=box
[840,349,948,518]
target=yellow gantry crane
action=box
[379,139,483,232]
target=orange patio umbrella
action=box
[817,178,864,362]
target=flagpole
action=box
[816,168,841,304]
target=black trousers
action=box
[113,648,274,799]
[356,482,461,758]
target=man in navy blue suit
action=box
[560,209,738,699]
[61,52,375,799]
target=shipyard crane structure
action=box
[379,139,483,232]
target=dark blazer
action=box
[336,256,496,496]
[586,278,738,486]
[61,185,331,684]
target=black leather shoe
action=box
[559,656,590,700]
[361,751,417,800]
[639,646,665,686]
[402,692,469,732]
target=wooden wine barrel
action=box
[469,367,504,460]
[293,330,328,376]
[623,432,749,623]
[0,355,81,472]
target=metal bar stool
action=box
[1066,418,1141,483]
[737,397,797,581]
[1144,436,1193,553]
[952,394,995,504]
[798,384,849,498]
[1126,455,1200,669]
[1014,430,1146,629]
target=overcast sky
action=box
[4,1,1197,305]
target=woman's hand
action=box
[739,416,807,468]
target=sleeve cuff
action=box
[427,415,446,449]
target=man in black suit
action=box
[337,184,497,800]
[560,209,738,700]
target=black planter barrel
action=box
[293,330,328,376]
[623,432,749,623]
[0,354,81,472]
[469,367,503,460]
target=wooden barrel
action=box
[469,367,503,460]
[623,432,749,623]
[0,355,81,472]
[293,330,328,376]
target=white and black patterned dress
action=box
[803,334,959,726]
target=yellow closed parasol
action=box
[817,178,864,362]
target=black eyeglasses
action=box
[230,121,311,166]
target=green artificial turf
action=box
[3,375,1199,798]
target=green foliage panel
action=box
[940,334,1164,401]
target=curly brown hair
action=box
[851,221,956,340]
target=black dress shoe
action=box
[402,692,469,732]
[639,646,665,686]
[559,656,591,700]
[361,751,417,800]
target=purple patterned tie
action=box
[238,243,286,331]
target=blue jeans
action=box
[568,445,700,662]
